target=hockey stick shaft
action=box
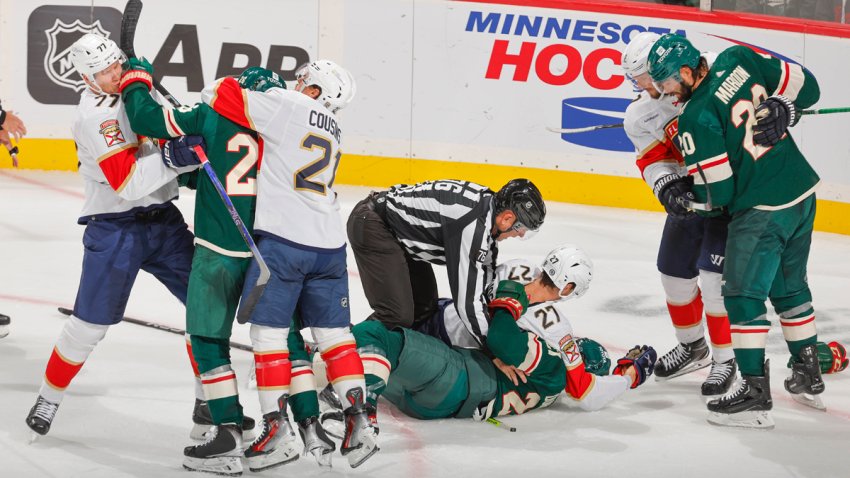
[801,107,850,115]
[192,146,271,324]
[57,307,253,352]
[120,0,269,323]
[547,107,850,135]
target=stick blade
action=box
[237,283,268,324]
[120,0,144,58]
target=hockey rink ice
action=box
[1,169,848,478]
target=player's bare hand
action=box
[493,358,527,385]
[1,111,27,141]
[0,130,11,148]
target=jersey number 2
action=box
[225,133,259,196]
[295,134,341,195]
[731,84,772,161]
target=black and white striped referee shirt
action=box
[382,179,498,346]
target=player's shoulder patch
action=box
[559,334,582,367]
[99,119,126,147]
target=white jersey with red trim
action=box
[623,91,684,192]
[73,88,179,222]
[201,78,345,250]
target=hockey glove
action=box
[119,57,155,94]
[653,174,696,220]
[487,280,529,321]
[162,135,205,169]
[753,95,799,147]
[613,345,657,389]
[789,341,848,374]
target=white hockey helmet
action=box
[542,244,594,299]
[70,33,125,79]
[622,31,661,83]
[295,59,356,113]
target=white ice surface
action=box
[1,170,849,478]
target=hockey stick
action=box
[682,162,713,212]
[120,0,270,323]
[192,146,271,324]
[546,107,850,134]
[4,144,18,168]
[57,307,253,352]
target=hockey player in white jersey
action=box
[200,60,378,469]
[417,244,656,411]
[621,32,735,397]
[25,33,203,438]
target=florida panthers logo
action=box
[44,19,110,92]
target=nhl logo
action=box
[44,19,110,92]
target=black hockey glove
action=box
[753,95,799,147]
[162,135,205,169]
[653,174,696,220]
[613,345,657,389]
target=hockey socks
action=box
[40,316,108,403]
[250,324,291,415]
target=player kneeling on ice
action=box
[329,246,656,430]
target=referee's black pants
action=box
[347,197,437,330]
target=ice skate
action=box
[655,337,711,381]
[341,390,379,469]
[183,423,244,476]
[701,358,737,398]
[298,416,336,468]
[785,343,826,411]
[26,395,60,441]
[244,411,299,472]
[0,313,10,338]
[318,384,344,439]
[191,399,256,441]
[706,360,774,429]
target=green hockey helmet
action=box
[647,34,700,85]
[238,66,286,92]
[576,337,611,376]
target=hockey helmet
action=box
[70,33,125,80]
[541,244,593,299]
[576,337,611,376]
[494,179,546,234]
[622,31,661,85]
[648,34,701,91]
[295,59,356,113]
[238,67,286,92]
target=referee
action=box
[347,178,545,346]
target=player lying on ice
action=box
[321,245,657,428]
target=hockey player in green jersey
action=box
[121,61,333,473]
[648,34,825,429]
[348,277,656,424]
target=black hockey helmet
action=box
[494,179,546,231]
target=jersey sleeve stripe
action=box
[775,61,805,101]
[635,140,679,177]
[164,108,186,137]
[688,154,732,185]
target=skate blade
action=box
[655,357,712,381]
[28,432,41,445]
[310,448,334,468]
[247,444,300,472]
[344,432,379,469]
[790,392,826,411]
[707,410,775,430]
[182,456,243,476]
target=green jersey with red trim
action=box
[484,305,566,417]
[123,86,259,255]
[678,46,820,213]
